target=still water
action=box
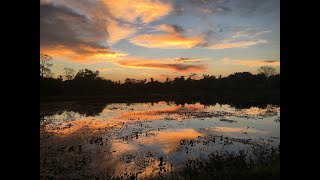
[40,101,279,179]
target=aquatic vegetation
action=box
[178,145,280,180]
[40,102,279,179]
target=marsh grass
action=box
[145,144,280,180]
[187,146,279,180]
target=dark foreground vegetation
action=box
[40,135,280,180]
[179,145,280,180]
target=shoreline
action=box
[40,91,280,104]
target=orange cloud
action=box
[115,58,207,72]
[41,45,127,64]
[174,57,208,63]
[107,20,136,44]
[207,39,267,49]
[221,58,280,67]
[156,24,184,34]
[41,0,171,64]
[102,0,172,24]
[129,34,202,49]
[98,68,111,72]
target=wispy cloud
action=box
[129,33,202,49]
[115,58,207,72]
[130,23,203,49]
[41,45,127,63]
[206,39,267,50]
[106,20,137,44]
[131,25,270,49]
[101,0,172,24]
[171,0,279,17]
[174,57,208,63]
[98,68,111,72]
[102,0,172,43]
[232,29,272,39]
[221,58,280,67]
[156,24,185,34]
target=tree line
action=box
[40,53,280,97]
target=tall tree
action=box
[258,66,276,77]
[40,53,53,77]
[74,69,100,80]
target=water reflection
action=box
[40,101,108,119]
[208,127,269,135]
[40,99,280,121]
[40,101,280,179]
[112,104,206,121]
[136,129,203,154]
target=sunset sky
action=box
[40,0,280,82]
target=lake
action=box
[40,101,280,179]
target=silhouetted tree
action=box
[165,77,173,85]
[189,73,197,80]
[64,68,75,80]
[203,74,210,79]
[40,53,53,77]
[267,74,280,89]
[171,76,185,90]
[45,71,54,78]
[41,67,280,100]
[57,75,63,81]
[258,66,276,77]
[125,78,134,84]
[74,69,100,80]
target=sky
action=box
[40,0,280,82]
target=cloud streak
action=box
[130,23,203,49]
[132,22,269,50]
[41,45,127,63]
[221,58,280,67]
[129,33,202,49]
[116,59,207,72]
[232,29,272,39]
[156,24,184,34]
[102,0,172,24]
[106,20,137,44]
[174,57,208,63]
[206,39,267,50]
[171,0,279,18]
